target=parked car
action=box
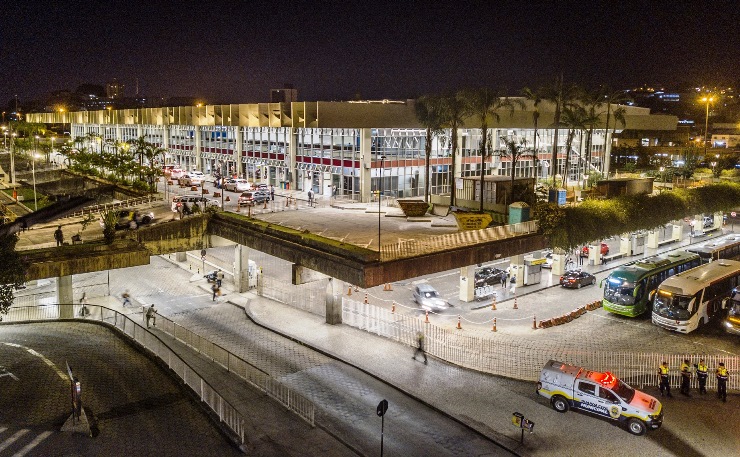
[581,242,609,257]
[179,171,205,186]
[412,284,452,312]
[163,164,184,179]
[224,178,253,192]
[559,269,596,289]
[237,190,270,207]
[112,209,155,230]
[475,266,506,287]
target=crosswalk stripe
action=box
[0,429,29,453]
[12,430,53,457]
[0,426,7,434]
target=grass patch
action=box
[2,187,54,211]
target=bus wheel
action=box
[627,418,647,436]
[551,396,569,413]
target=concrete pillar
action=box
[646,231,659,249]
[325,278,343,325]
[359,128,372,203]
[620,235,630,256]
[551,252,566,275]
[57,275,74,319]
[459,265,476,302]
[288,129,297,189]
[194,125,203,171]
[510,254,525,287]
[588,245,602,265]
[672,224,683,242]
[175,251,187,262]
[233,244,250,293]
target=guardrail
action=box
[379,220,539,261]
[63,195,161,218]
[342,298,739,392]
[1,304,315,434]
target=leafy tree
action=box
[600,88,633,176]
[0,231,26,316]
[498,136,535,203]
[540,77,580,182]
[415,94,445,202]
[521,87,543,180]
[439,91,470,207]
[100,210,119,244]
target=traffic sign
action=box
[376,399,388,417]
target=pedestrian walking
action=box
[122,290,132,307]
[79,292,89,317]
[716,362,729,402]
[680,359,692,396]
[500,271,508,289]
[412,332,427,364]
[332,184,337,197]
[145,304,157,328]
[270,185,275,201]
[307,189,314,206]
[509,275,517,294]
[695,359,708,394]
[216,269,224,288]
[54,225,64,246]
[658,361,673,398]
[211,282,219,301]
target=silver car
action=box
[412,284,452,312]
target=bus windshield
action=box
[604,277,636,305]
[653,291,694,320]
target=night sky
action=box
[1,0,738,107]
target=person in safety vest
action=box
[716,362,729,402]
[695,359,708,395]
[658,361,673,398]
[680,359,692,396]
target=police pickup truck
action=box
[536,360,663,435]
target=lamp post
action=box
[700,96,714,158]
[10,132,16,185]
[378,155,386,250]
[51,136,55,166]
[33,135,39,211]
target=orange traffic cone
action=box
[456,315,462,330]
[533,315,537,330]
[513,294,518,310]
[492,317,497,332]
[491,297,497,311]
[425,310,430,323]
[391,302,396,313]
[225,196,230,202]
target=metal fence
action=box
[63,195,160,219]
[1,304,315,432]
[341,298,739,392]
[261,276,327,317]
[379,220,539,260]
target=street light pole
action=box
[378,155,386,251]
[51,136,55,166]
[701,96,714,158]
[33,135,39,211]
[10,132,16,185]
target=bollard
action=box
[493,317,497,332]
[347,286,352,296]
[391,302,396,313]
[364,292,369,304]
[513,294,518,309]
[263,199,268,209]
[491,297,497,311]
[457,315,462,330]
[533,315,537,330]
[425,310,430,323]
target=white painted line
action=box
[13,430,53,457]
[1,343,68,381]
[0,430,29,453]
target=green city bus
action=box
[602,251,701,317]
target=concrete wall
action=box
[135,215,209,255]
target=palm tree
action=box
[414,94,446,202]
[128,136,149,182]
[467,88,519,211]
[439,91,470,207]
[498,136,535,204]
[540,77,580,185]
[607,107,627,174]
[559,105,589,188]
[521,87,543,179]
[600,89,633,176]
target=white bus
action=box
[652,260,740,333]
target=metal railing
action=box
[63,195,160,218]
[379,220,539,260]
[1,304,315,432]
[341,298,739,391]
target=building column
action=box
[672,223,683,242]
[288,128,297,189]
[359,128,372,203]
[235,127,243,177]
[233,244,251,293]
[57,275,74,319]
[647,231,660,249]
[194,125,203,171]
[459,265,476,302]
[325,278,343,325]
[509,254,525,287]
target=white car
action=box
[224,178,252,192]
[179,171,205,187]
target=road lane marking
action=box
[1,343,67,381]
[12,431,53,457]
[0,430,29,453]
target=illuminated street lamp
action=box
[700,96,714,158]
[10,132,17,185]
[33,135,40,211]
[378,155,387,250]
